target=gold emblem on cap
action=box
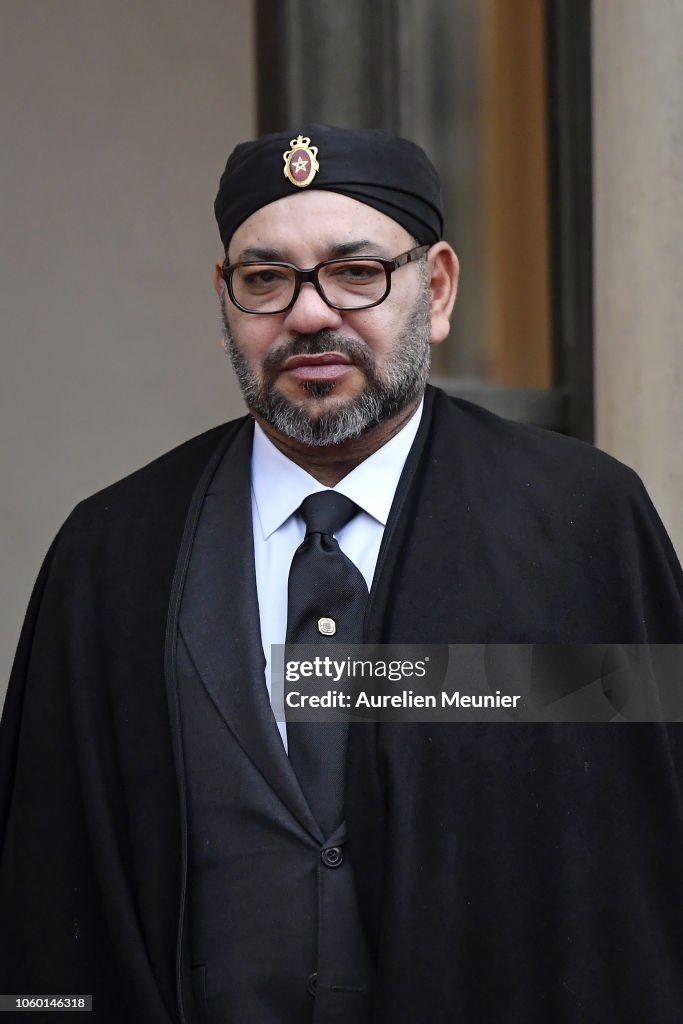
[318,617,336,636]
[283,134,320,188]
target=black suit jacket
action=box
[176,418,373,1022]
[1,387,682,1022]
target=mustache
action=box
[261,331,375,377]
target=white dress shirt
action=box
[251,400,423,750]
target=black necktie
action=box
[285,491,369,837]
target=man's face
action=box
[217,191,435,446]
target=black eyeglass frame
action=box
[221,244,430,314]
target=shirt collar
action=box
[251,399,424,540]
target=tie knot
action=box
[299,491,360,537]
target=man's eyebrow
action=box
[232,245,287,263]
[231,239,393,264]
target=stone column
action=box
[593,1,683,558]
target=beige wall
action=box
[593,1,683,559]
[1,1,255,701]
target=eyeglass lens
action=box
[231,259,388,313]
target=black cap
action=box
[214,123,444,249]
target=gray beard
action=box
[220,282,432,447]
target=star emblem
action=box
[283,135,320,188]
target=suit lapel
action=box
[179,418,322,841]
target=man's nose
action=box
[282,282,344,334]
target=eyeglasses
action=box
[221,244,430,315]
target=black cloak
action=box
[1,386,682,1022]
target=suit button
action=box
[321,845,344,868]
[307,972,318,996]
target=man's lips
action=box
[280,352,355,382]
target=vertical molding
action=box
[482,0,552,390]
[545,0,594,441]
[395,0,486,378]
[593,0,683,557]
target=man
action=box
[1,124,682,1024]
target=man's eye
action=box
[330,263,383,282]
[241,269,288,288]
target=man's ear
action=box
[214,261,224,295]
[427,242,459,346]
